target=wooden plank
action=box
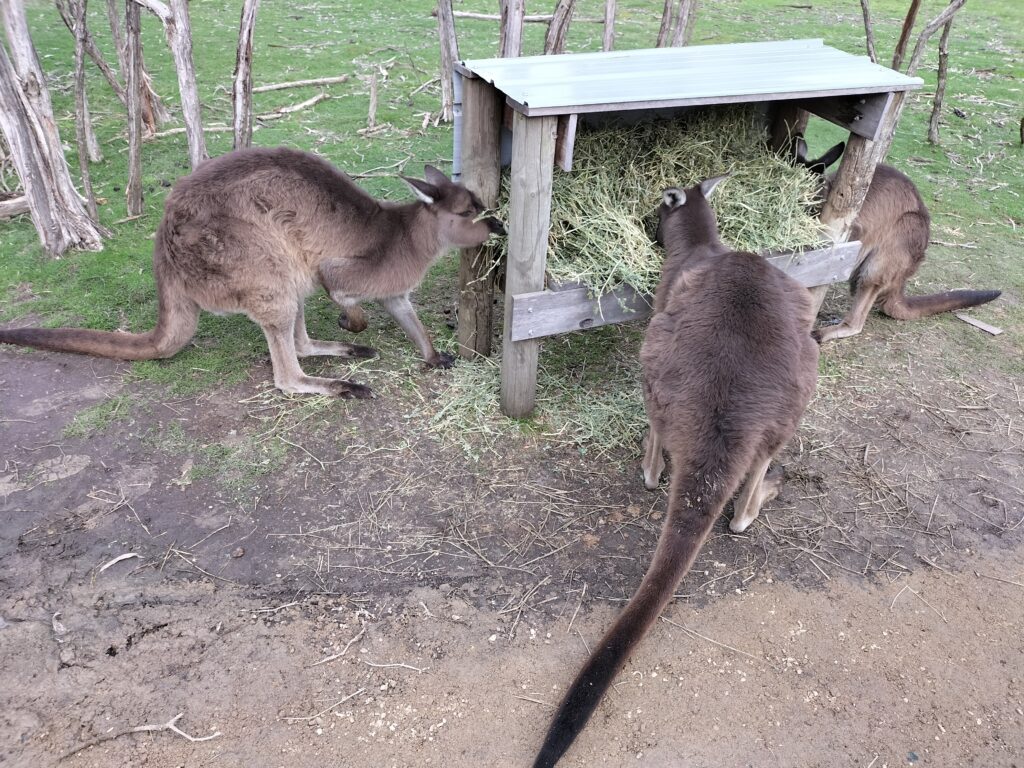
[500,112,557,417]
[509,241,862,342]
[456,77,503,359]
[799,91,893,141]
[554,113,577,172]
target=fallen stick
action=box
[253,74,349,93]
[257,92,329,120]
[61,713,220,760]
[283,687,365,723]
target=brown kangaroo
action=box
[532,177,819,767]
[0,147,503,397]
[794,137,1000,343]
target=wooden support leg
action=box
[500,111,557,418]
[457,77,503,359]
[768,101,809,156]
[814,132,881,327]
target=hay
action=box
[495,106,826,296]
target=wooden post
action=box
[457,77,503,359]
[500,112,557,418]
[656,0,673,46]
[768,102,808,156]
[437,0,459,122]
[232,0,260,149]
[811,133,879,317]
[602,0,616,51]
[124,0,143,216]
[499,0,525,57]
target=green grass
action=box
[63,394,136,438]
[3,0,1022,453]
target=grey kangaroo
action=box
[532,176,819,767]
[0,147,503,397]
[795,136,1000,343]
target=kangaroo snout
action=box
[485,216,505,236]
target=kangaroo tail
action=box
[882,289,1001,320]
[0,271,199,361]
[532,468,742,768]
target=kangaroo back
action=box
[533,178,819,767]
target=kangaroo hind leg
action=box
[641,427,666,490]
[813,282,883,343]
[259,308,372,399]
[729,449,785,534]
[293,301,376,360]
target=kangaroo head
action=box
[793,134,845,177]
[401,165,505,248]
[656,174,729,248]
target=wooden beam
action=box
[500,112,557,417]
[509,241,861,342]
[798,91,893,141]
[554,113,577,172]
[768,101,808,155]
[456,77,503,359]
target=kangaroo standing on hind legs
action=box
[532,176,819,768]
[0,147,504,397]
[794,137,1000,343]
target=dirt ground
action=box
[2,295,1023,768]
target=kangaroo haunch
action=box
[795,136,1000,343]
[0,147,504,397]
[532,176,819,768]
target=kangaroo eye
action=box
[459,210,474,217]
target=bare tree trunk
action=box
[499,0,525,57]
[104,0,169,128]
[0,15,103,254]
[858,0,878,63]
[669,0,698,46]
[544,0,576,54]
[927,17,954,144]
[872,0,966,164]
[233,0,260,149]
[891,0,922,70]
[602,0,615,51]
[125,0,143,215]
[656,0,673,46]
[437,0,458,122]
[133,0,207,168]
[72,0,99,221]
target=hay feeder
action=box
[453,39,922,417]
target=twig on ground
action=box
[61,713,220,760]
[253,74,349,93]
[283,688,366,723]
[308,627,366,667]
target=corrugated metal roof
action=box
[457,39,922,116]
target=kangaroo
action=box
[0,147,503,397]
[532,177,819,768]
[794,137,1000,343]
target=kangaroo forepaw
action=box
[811,328,824,344]
[329,380,374,399]
[425,351,456,369]
[338,311,368,334]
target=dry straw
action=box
[495,106,825,296]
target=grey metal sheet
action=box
[459,39,922,116]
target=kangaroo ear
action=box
[401,176,440,205]
[423,164,451,187]
[699,174,729,199]
[663,188,686,208]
